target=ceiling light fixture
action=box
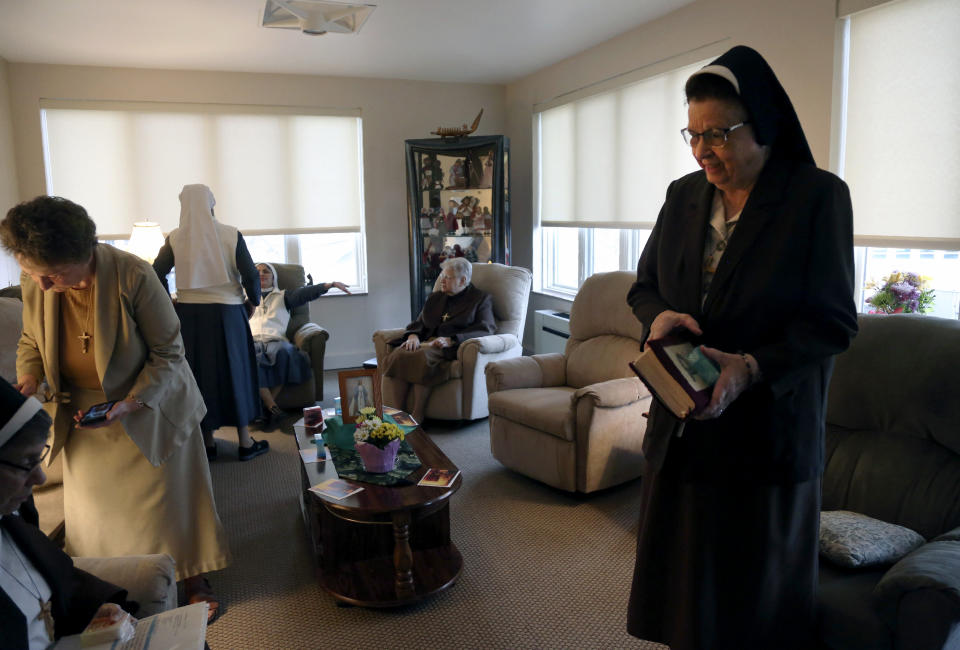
[261,0,376,36]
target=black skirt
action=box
[255,339,311,389]
[176,302,261,430]
[627,444,821,650]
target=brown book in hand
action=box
[629,335,720,420]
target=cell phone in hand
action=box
[79,400,118,426]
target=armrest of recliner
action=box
[573,376,650,408]
[372,328,406,365]
[459,333,520,356]
[293,322,329,349]
[294,323,329,399]
[74,554,177,619]
[873,540,960,645]
[485,353,566,393]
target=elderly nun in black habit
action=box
[0,380,135,649]
[626,46,858,649]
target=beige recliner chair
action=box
[372,263,532,421]
[485,271,651,493]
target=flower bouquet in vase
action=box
[353,407,405,473]
[865,271,935,314]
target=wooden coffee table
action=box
[295,425,463,607]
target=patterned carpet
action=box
[202,372,668,650]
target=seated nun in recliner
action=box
[249,262,350,428]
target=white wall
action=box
[0,58,22,286]
[505,0,841,344]
[5,63,505,367]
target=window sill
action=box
[532,288,576,302]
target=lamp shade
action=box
[128,222,165,263]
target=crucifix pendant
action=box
[78,331,91,354]
[40,599,55,640]
[442,312,450,322]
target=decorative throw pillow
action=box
[819,510,926,568]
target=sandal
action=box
[185,576,223,625]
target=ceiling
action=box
[0,0,692,84]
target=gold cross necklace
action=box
[75,285,94,354]
[1,529,56,640]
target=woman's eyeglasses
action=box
[681,121,750,148]
[0,444,51,474]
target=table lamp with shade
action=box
[128,222,165,263]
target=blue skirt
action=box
[254,339,311,389]
[176,302,261,430]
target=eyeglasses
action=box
[0,444,50,474]
[680,121,750,148]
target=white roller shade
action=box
[842,0,960,248]
[537,60,703,229]
[41,101,364,238]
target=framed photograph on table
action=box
[338,368,382,423]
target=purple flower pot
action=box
[356,438,400,473]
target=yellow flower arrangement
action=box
[353,409,404,449]
[366,422,405,450]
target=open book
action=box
[629,335,720,420]
[55,601,207,650]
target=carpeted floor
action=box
[200,371,667,650]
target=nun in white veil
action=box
[153,184,268,462]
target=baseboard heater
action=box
[534,309,571,354]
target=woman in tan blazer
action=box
[0,195,230,623]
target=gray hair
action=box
[440,257,472,284]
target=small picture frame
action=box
[337,368,382,424]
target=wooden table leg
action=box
[392,510,415,599]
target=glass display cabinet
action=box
[404,135,510,319]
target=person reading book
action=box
[0,379,137,649]
[625,46,858,650]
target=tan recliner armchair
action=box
[373,263,532,421]
[485,271,651,493]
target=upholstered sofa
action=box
[372,262,532,421]
[485,271,651,493]
[819,314,960,650]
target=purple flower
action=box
[890,282,917,301]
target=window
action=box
[838,0,960,317]
[856,247,960,318]
[539,226,651,297]
[535,58,706,296]
[246,232,364,289]
[41,101,367,293]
